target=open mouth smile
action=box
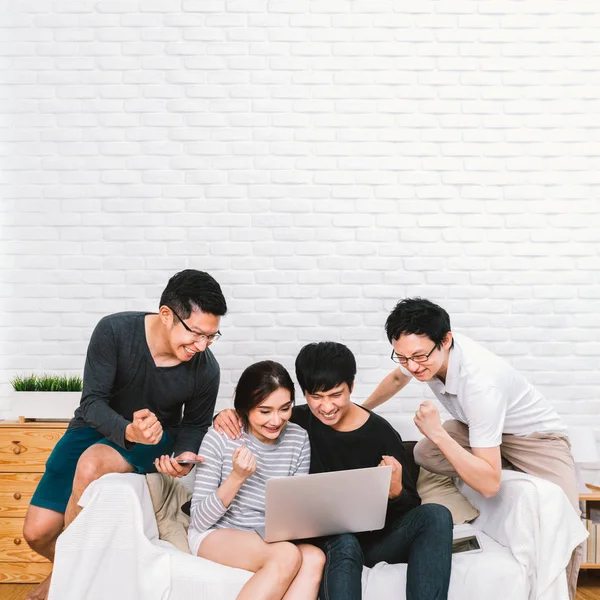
[319,409,338,420]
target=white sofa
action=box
[48,415,586,600]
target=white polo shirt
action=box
[402,333,567,448]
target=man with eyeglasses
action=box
[363,297,581,600]
[23,269,226,600]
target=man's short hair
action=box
[385,297,451,346]
[159,270,227,318]
[295,341,356,395]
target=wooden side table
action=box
[580,492,600,570]
[0,421,68,584]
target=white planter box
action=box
[10,391,81,421]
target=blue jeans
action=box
[316,504,453,600]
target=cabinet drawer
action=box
[0,473,42,517]
[0,517,48,562]
[0,428,65,472]
[0,561,52,583]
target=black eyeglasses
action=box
[391,342,437,366]
[169,306,222,344]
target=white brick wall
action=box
[1,1,599,474]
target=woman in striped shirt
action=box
[188,360,325,600]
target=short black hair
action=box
[385,297,451,346]
[159,269,227,318]
[295,341,356,395]
[234,361,295,430]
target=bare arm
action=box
[415,401,502,498]
[363,368,412,410]
[431,431,502,498]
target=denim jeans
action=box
[316,504,453,600]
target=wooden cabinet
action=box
[0,422,68,584]
[580,492,600,570]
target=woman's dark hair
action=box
[295,341,356,395]
[234,361,295,429]
[385,297,451,347]
[159,269,227,318]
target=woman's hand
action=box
[232,445,256,481]
[217,446,257,508]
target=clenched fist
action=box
[232,445,257,481]
[414,401,443,442]
[379,455,403,499]
[125,409,163,445]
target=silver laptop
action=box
[256,466,392,543]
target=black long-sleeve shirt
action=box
[291,403,421,525]
[69,311,220,456]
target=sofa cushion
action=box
[416,468,479,525]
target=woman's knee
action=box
[300,544,326,572]
[269,541,302,579]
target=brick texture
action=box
[1,1,599,469]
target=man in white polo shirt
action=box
[363,297,581,599]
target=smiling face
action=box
[247,387,293,444]
[392,333,452,382]
[161,306,221,362]
[304,382,354,430]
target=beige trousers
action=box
[414,420,582,600]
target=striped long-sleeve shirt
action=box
[189,423,311,537]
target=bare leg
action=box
[64,444,134,528]
[27,445,135,600]
[198,529,302,600]
[282,544,325,600]
[23,506,64,600]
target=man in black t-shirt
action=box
[215,342,452,600]
[23,269,227,600]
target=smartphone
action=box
[451,534,482,554]
[175,459,204,465]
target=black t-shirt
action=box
[69,311,220,456]
[291,404,421,523]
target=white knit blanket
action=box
[48,470,584,600]
[457,470,587,600]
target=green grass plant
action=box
[11,373,83,392]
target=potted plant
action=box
[10,373,83,421]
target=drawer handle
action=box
[13,446,22,455]
[14,492,22,500]
[14,538,22,546]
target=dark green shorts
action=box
[30,425,174,514]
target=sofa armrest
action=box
[456,470,587,600]
[456,470,533,547]
[50,473,171,600]
[79,472,161,542]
